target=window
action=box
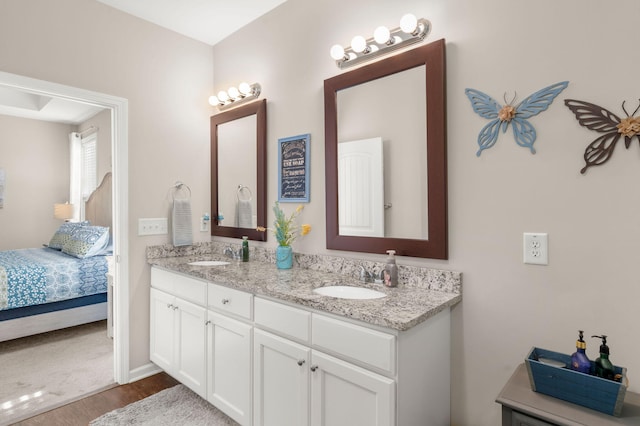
[70,131,98,221]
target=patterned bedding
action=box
[0,247,108,311]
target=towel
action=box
[172,199,193,246]
[236,199,252,228]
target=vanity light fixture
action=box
[329,13,431,69]
[209,82,261,110]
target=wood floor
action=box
[13,372,179,426]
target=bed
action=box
[0,172,113,342]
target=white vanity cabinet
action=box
[150,267,451,426]
[253,297,398,426]
[149,285,207,398]
[206,283,253,426]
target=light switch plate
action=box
[138,218,168,236]
[523,233,548,265]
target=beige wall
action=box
[0,0,214,370]
[213,0,640,424]
[0,115,72,249]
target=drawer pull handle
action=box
[166,303,173,309]
[172,306,179,311]
[297,360,305,366]
[205,320,212,325]
[310,365,318,372]
[221,298,230,304]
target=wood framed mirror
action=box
[324,39,447,259]
[211,99,267,241]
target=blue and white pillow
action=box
[62,225,110,258]
[48,221,89,250]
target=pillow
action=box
[62,225,110,258]
[48,221,89,250]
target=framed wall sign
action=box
[278,133,310,202]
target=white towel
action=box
[237,199,252,228]
[172,199,193,246]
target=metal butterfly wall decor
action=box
[565,98,640,174]
[465,81,569,156]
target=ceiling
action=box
[1,0,286,125]
[96,0,287,46]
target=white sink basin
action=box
[313,286,387,300]
[188,260,230,266]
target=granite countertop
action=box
[148,254,461,332]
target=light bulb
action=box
[238,82,252,95]
[330,44,345,60]
[351,35,367,53]
[373,26,391,44]
[217,91,229,102]
[400,13,418,34]
[228,86,240,99]
[208,95,220,106]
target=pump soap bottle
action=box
[570,330,591,374]
[383,250,398,287]
[592,335,615,380]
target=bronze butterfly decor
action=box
[565,99,640,174]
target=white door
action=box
[175,298,207,398]
[207,311,253,426]
[253,329,311,426]
[338,137,385,237]
[149,288,175,372]
[310,351,395,426]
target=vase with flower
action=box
[257,202,311,269]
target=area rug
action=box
[0,321,114,425]
[90,384,240,425]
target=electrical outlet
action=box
[523,233,548,265]
[138,218,168,236]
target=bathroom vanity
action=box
[147,248,460,426]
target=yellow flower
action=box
[256,202,311,246]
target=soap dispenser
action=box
[592,335,615,380]
[570,330,591,374]
[383,250,398,287]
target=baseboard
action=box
[128,362,163,383]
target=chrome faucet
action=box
[359,266,373,283]
[223,246,242,260]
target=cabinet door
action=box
[150,288,175,372]
[207,311,252,426]
[310,351,395,426]
[254,329,310,426]
[175,297,207,398]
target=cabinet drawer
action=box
[312,314,396,375]
[151,267,207,306]
[254,297,311,343]
[208,283,252,320]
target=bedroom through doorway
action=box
[0,71,129,421]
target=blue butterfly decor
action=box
[465,81,569,156]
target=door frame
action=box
[0,70,130,383]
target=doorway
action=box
[0,70,129,384]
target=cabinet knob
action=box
[310,365,318,372]
[205,320,212,325]
[221,298,230,304]
[166,303,173,309]
[172,306,179,311]
[297,359,305,366]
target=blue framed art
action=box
[278,133,310,202]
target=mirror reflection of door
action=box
[337,65,427,240]
[338,137,384,237]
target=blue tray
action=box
[525,347,627,416]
